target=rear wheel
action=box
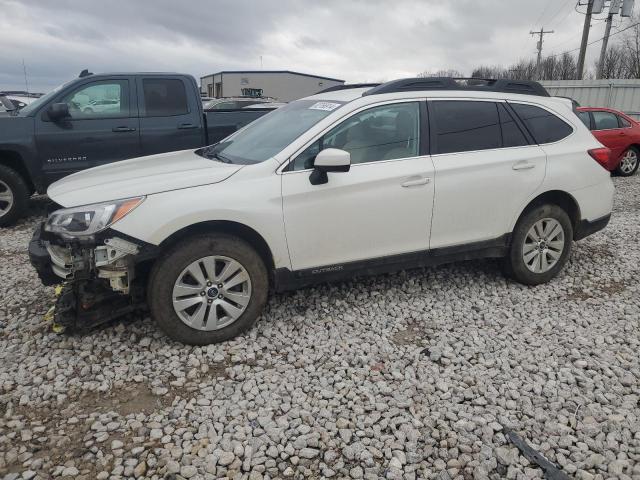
[504,204,573,285]
[148,234,268,345]
[0,164,29,227]
[615,147,639,176]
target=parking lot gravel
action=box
[0,177,639,480]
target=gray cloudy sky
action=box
[0,0,624,92]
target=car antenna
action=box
[79,69,93,78]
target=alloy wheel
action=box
[0,180,14,219]
[172,255,252,331]
[522,218,565,273]
[619,149,638,175]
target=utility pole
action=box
[597,0,627,78]
[577,0,595,79]
[598,11,615,78]
[530,27,554,80]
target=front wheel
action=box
[615,147,639,176]
[148,234,268,345]
[504,204,573,285]
[0,164,29,227]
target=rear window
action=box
[510,103,573,143]
[592,111,620,130]
[577,111,591,128]
[619,115,632,128]
[143,79,189,117]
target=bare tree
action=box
[595,45,626,79]
[417,69,465,78]
[557,53,578,80]
[621,20,640,78]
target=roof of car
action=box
[306,87,571,106]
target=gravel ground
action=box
[1,178,639,480]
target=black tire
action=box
[0,164,29,227]
[504,204,573,285]
[148,234,268,345]
[614,146,640,177]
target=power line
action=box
[546,0,575,28]
[546,20,639,58]
[534,0,557,27]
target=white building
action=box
[200,70,344,102]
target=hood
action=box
[48,149,243,207]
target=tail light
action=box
[588,147,612,170]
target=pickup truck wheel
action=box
[615,147,639,176]
[504,204,573,285]
[148,234,268,345]
[0,165,29,227]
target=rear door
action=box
[428,99,546,249]
[137,76,205,156]
[590,110,628,160]
[35,76,140,185]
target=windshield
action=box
[19,82,69,116]
[197,99,345,164]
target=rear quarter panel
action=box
[508,102,613,229]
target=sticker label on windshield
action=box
[309,102,341,111]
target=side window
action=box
[290,102,420,170]
[617,115,632,128]
[510,103,573,143]
[592,111,620,130]
[577,111,592,129]
[498,104,528,147]
[142,79,189,117]
[432,101,501,154]
[210,101,237,110]
[60,81,129,119]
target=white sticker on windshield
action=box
[309,102,341,111]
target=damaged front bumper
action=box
[29,223,155,331]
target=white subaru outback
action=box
[29,78,614,345]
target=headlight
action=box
[45,196,145,237]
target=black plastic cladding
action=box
[316,83,381,94]
[362,78,550,97]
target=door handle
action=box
[178,123,198,130]
[401,177,431,187]
[112,126,136,132]
[512,162,535,171]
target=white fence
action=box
[540,79,640,119]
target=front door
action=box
[281,101,435,271]
[35,77,140,186]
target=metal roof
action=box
[201,70,345,83]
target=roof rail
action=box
[317,83,380,94]
[362,77,550,97]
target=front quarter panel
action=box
[110,159,291,269]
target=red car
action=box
[576,106,640,176]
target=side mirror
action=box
[309,148,351,185]
[48,103,70,121]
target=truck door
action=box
[137,76,205,156]
[35,77,141,186]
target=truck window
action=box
[60,81,129,119]
[143,79,189,117]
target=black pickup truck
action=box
[0,71,275,226]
